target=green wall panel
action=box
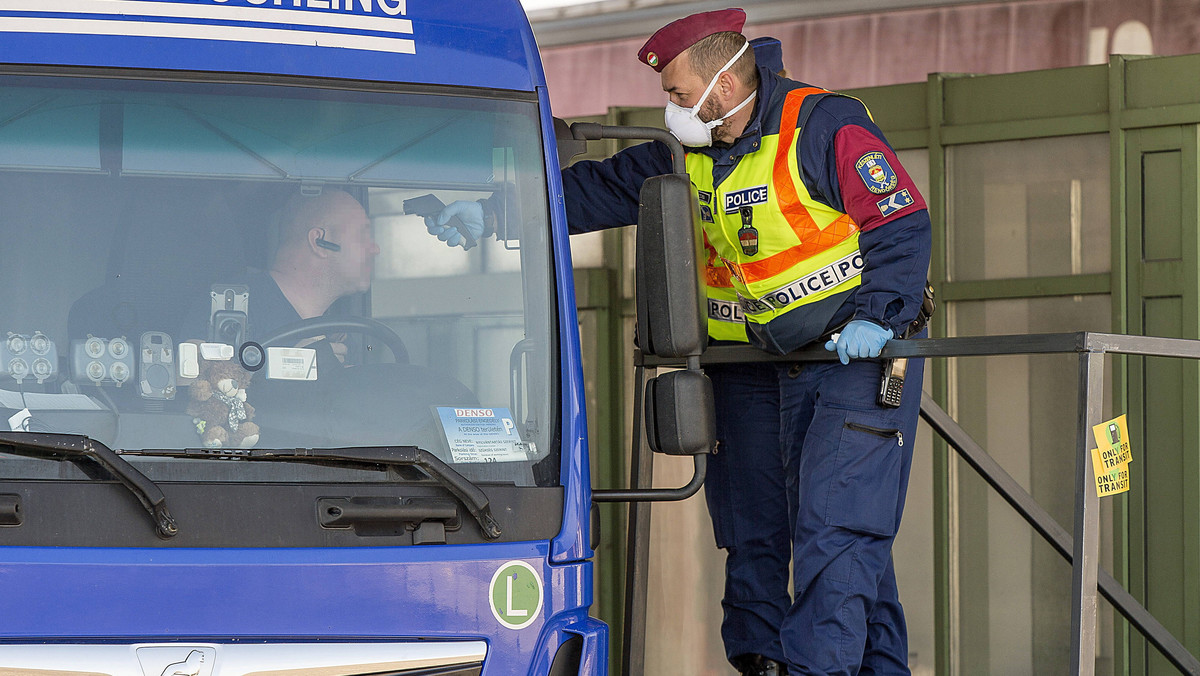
[1141,150,1183,263]
[1125,54,1200,111]
[1136,298,1187,676]
[1124,123,1200,675]
[844,82,928,135]
[942,65,1108,127]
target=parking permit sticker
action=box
[489,560,542,630]
[435,407,533,463]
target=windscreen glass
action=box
[0,75,558,487]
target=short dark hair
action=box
[269,188,359,262]
[686,32,757,87]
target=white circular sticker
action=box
[488,560,543,630]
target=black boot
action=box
[732,654,789,676]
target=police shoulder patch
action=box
[855,151,898,195]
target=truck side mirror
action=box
[583,124,716,502]
[637,173,714,457]
[645,369,715,455]
[635,173,706,358]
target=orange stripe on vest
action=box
[704,230,734,288]
[723,87,859,285]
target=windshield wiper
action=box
[118,446,502,540]
[0,432,178,539]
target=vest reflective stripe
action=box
[738,250,863,316]
[766,88,859,278]
[719,88,859,286]
[703,230,749,341]
[687,86,863,327]
[704,231,734,288]
[709,293,745,322]
[707,288,747,340]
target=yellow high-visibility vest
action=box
[689,87,862,335]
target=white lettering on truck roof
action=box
[0,0,414,54]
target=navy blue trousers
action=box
[704,361,790,666]
[779,354,923,675]
[703,353,924,675]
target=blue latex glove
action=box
[423,200,486,250]
[824,320,893,365]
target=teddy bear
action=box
[187,353,260,449]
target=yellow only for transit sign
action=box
[1090,414,1133,497]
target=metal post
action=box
[1071,350,1105,675]
[621,364,654,676]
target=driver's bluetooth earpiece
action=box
[315,228,341,252]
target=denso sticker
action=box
[723,185,769,214]
[435,406,534,463]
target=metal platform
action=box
[622,332,1200,676]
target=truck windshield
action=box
[0,73,558,488]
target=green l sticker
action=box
[489,560,543,630]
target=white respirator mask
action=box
[664,40,757,148]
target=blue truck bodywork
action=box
[0,2,603,673]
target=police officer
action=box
[694,32,791,676]
[426,9,930,674]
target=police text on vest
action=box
[723,185,769,214]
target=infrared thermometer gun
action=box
[403,194,478,251]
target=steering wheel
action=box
[258,316,410,364]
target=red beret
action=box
[637,8,747,72]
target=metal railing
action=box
[624,332,1200,675]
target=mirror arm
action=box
[568,123,687,174]
[591,455,706,503]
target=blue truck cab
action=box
[0,1,619,673]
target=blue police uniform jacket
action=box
[562,66,932,355]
